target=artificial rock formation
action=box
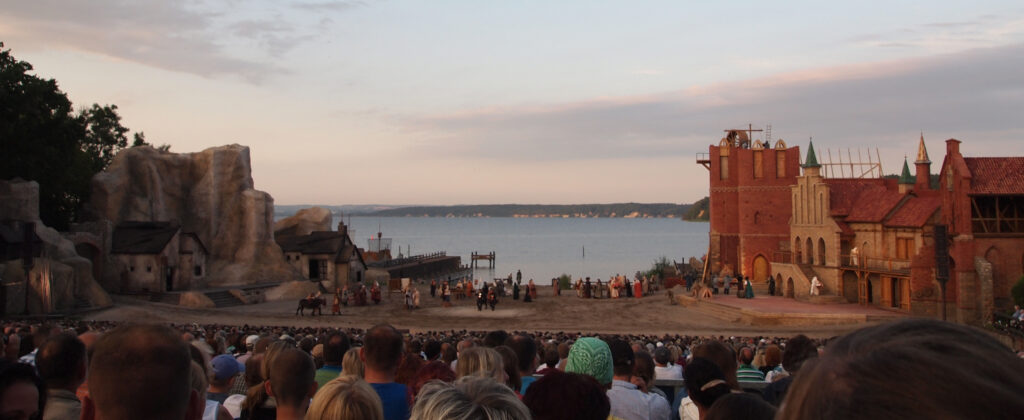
[90,145,300,288]
[0,179,111,314]
[274,207,332,237]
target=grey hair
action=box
[411,376,530,420]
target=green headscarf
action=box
[565,337,613,385]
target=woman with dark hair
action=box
[522,370,610,420]
[682,358,732,420]
[494,346,522,395]
[778,319,1024,420]
[705,393,776,420]
[0,361,46,420]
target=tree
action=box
[0,42,146,229]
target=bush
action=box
[1012,276,1024,308]
[557,274,572,290]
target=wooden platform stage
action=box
[674,292,905,327]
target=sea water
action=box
[344,216,709,282]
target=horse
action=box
[296,296,326,316]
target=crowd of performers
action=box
[571,274,661,299]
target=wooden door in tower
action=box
[752,256,769,283]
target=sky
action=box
[2,1,1023,205]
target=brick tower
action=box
[703,128,802,284]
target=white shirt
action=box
[654,364,683,380]
[607,380,669,420]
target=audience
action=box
[0,361,46,420]
[35,333,87,420]
[5,318,1023,420]
[315,332,349,387]
[682,358,732,420]
[361,324,409,420]
[522,370,610,420]
[411,376,530,420]
[777,318,1024,420]
[606,339,671,420]
[306,375,384,420]
[81,324,202,420]
[653,346,683,380]
[704,393,775,420]
[265,347,317,420]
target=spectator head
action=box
[456,340,474,354]
[778,319,1024,420]
[565,337,613,386]
[441,345,457,366]
[541,344,559,369]
[409,361,457,401]
[632,351,656,388]
[410,376,530,420]
[245,334,259,351]
[253,336,275,355]
[343,347,364,379]
[36,332,87,391]
[763,345,782,368]
[493,346,521,391]
[737,346,755,365]
[244,355,264,388]
[0,361,46,420]
[683,358,731,412]
[83,324,201,420]
[705,392,777,420]
[454,347,505,383]
[306,375,383,420]
[653,346,672,366]
[324,332,350,366]
[210,354,245,387]
[424,340,442,361]
[523,370,610,420]
[780,335,817,373]
[557,342,570,361]
[692,341,739,389]
[483,330,509,348]
[189,361,208,402]
[395,353,426,388]
[361,324,404,376]
[505,334,537,374]
[266,347,317,410]
[607,339,635,378]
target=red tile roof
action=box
[964,157,1024,194]
[824,179,889,217]
[885,195,941,227]
[844,188,905,223]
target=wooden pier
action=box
[470,251,496,268]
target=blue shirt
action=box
[370,382,410,420]
[520,375,538,394]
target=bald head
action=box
[362,324,403,372]
[86,324,196,420]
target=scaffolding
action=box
[818,147,884,179]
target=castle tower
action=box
[801,140,821,177]
[915,133,932,191]
[899,158,914,194]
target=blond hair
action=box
[411,376,529,420]
[305,376,383,420]
[342,347,364,378]
[455,347,504,382]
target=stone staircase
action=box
[149,292,181,305]
[204,290,245,308]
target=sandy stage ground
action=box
[81,283,897,339]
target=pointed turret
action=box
[899,157,915,193]
[915,133,932,190]
[802,140,820,168]
[915,132,931,164]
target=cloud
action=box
[846,14,1024,52]
[292,1,366,12]
[0,0,361,81]
[406,44,1024,166]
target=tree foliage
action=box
[0,42,157,229]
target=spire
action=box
[916,132,930,164]
[899,158,914,184]
[802,140,820,168]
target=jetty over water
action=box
[471,251,496,268]
[368,252,463,280]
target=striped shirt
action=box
[737,363,766,382]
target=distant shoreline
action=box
[275,200,710,221]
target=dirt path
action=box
[82,283,875,339]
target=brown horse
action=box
[296,297,326,316]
